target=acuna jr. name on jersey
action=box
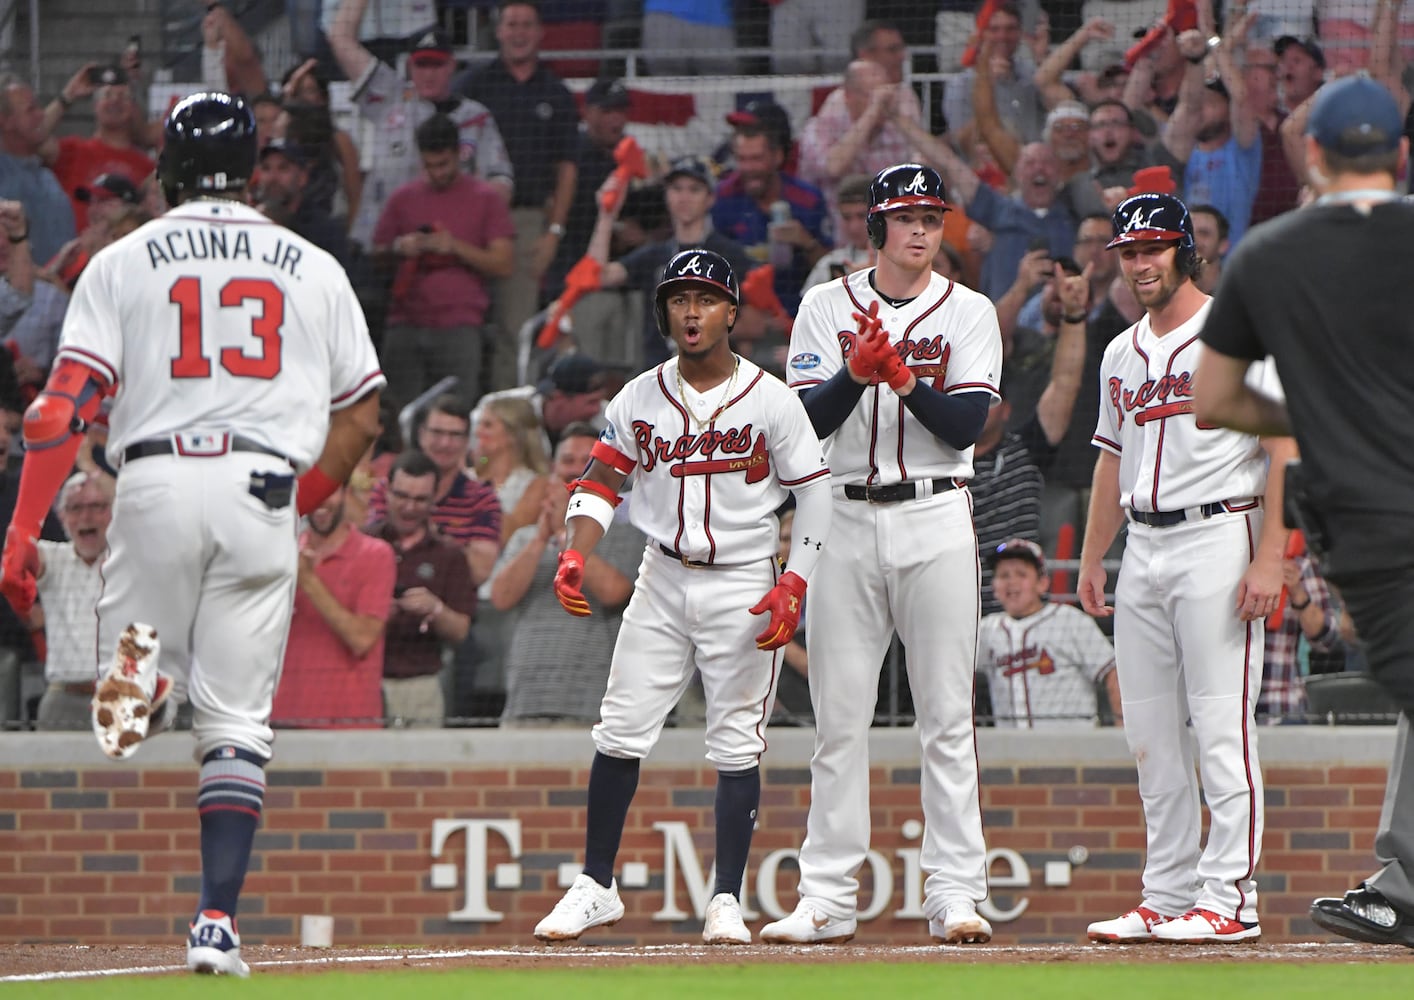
[144,225,305,278]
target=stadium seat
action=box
[540,21,602,78]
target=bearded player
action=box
[532,249,831,946]
[1079,192,1293,944]
[0,93,382,975]
[765,163,1001,946]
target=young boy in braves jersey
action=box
[532,249,832,946]
[764,163,1001,947]
[1078,192,1293,944]
[976,538,1120,728]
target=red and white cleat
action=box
[1151,908,1261,944]
[91,623,170,760]
[1087,905,1180,943]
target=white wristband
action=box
[565,490,615,533]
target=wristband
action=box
[296,465,339,516]
[565,488,616,533]
[1062,312,1087,324]
[1289,595,1311,610]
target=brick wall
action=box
[0,728,1393,945]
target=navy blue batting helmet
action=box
[654,249,740,336]
[1107,192,1199,276]
[157,92,258,207]
[866,163,949,249]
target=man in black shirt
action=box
[457,0,579,390]
[253,138,349,266]
[1196,75,1414,948]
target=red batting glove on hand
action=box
[1,524,39,616]
[876,347,912,391]
[749,571,807,650]
[554,549,592,617]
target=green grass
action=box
[8,963,1414,999]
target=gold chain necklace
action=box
[676,357,740,431]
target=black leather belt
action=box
[658,543,717,568]
[843,478,958,503]
[1128,501,1228,527]
[123,434,292,467]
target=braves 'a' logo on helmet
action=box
[866,163,949,249]
[653,249,740,337]
[1105,192,1199,274]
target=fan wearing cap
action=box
[473,351,612,464]
[799,59,923,234]
[1077,190,1294,944]
[576,153,763,370]
[1158,30,1262,247]
[975,538,1120,729]
[541,78,631,306]
[253,138,349,265]
[329,0,514,253]
[1195,75,1414,948]
[39,61,154,233]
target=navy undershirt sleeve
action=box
[901,387,992,451]
[798,368,868,438]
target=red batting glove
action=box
[1,524,39,617]
[852,299,883,340]
[749,571,807,650]
[553,549,592,617]
[876,348,912,391]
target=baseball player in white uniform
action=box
[977,538,1120,728]
[1078,192,1292,944]
[763,163,1001,946]
[0,93,384,977]
[533,249,832,947]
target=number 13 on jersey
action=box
[168,276,285,380]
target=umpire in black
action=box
[1193,75,1414,947]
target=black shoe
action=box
[1310,885,1414,946]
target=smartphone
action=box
[393,583,409,598]
[87,65,127,87]
[1053,254,1082,276]
[1027,236,1051,257]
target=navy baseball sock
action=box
[582,751,640,889]
[195,747,267,919]
[713,765,760,898]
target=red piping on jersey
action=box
[655,367,694,554]
[1093,433,1122,452]
[1234,511,1261,923]
[902,280,953,339]
[1126,327,1202,513]
[895,395,908,479]
[967,486,987,844]
[57,347,117,388]
[331,369,384,406]
[779,467,830,488]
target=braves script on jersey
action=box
[1092,299,1279,512]
[57,200,383,470]
[586,356,828,562]
[786,269,1002,481]
[976,603,1116,728]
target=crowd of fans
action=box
[1,0,1402,729]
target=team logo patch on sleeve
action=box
[600,423,617,443]
[789,352,821,371]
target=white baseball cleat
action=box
[534,874,625,942]
[702,892,751,945]
[759,899,857,944]
[1087,905,1180,943]
[1151,907,1261,943]
[929,900,992,944]
[91,623,171,760]
[187,909,250,977]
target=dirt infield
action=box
[4,941,1412,980]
